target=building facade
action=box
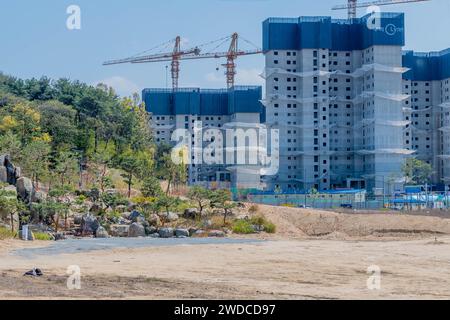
[262,13,413,193]
[402,49,450,186]
[143,86,266,189]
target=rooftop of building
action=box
[403,48,450,81]
[142,86,265,120]
[262,12,405,52]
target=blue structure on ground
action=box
[403,49,450,81]
[142,86,265,122]
[263,13,405,52]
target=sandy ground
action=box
[1,205,450,300]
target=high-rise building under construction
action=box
[262,12,449,193]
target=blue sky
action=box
[0,0,449,96]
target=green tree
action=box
[402,158,433,185]
[187,186,212,218]
[211,189,237,225]
[0,132,21,162]
[0,189,25,233]
[116,152,141,198]
[21,140,51,187]
[141,176,163,198]
[53,150,79,187]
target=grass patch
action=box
[34,232,53,241]
[0,226,15,240]
[232,220,255,234]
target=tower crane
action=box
[332,0,431,19]
[103,33,262,90]
[103,36,200,90]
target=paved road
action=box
[13,237,263,258]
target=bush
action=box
[250,215,277,234]
[232,220,255,234]
[263,222,276,234]
[0,227,15,240]
[34,232,53,241]
[248,204,260,215]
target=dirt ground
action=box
[1,205,450,300]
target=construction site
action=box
[101,0,450,208]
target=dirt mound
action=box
[244,204,450,240]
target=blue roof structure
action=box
[142,86,265,122]
[263,12,405,52]
[403,49,450,81]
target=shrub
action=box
[264,222,277,234]
[249,215,277,234]
[34,232,53,241]
[281,203,296,208]
[248,204,260,215]
[0,226,15,240]
[232,220,255,234]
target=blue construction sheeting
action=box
[142,86,265,121]
[403,48,450,81]
[263,12,405,52]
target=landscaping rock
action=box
[80,213,100,235]
[175,228,190,238]
[128,223,145,238]
[110,224,129,237]
[95,226,109,238]
[0,167,7,183]
[116,205,127,213]
[160,212,179,222]
[148,214,161,226]
[145,226,158,235]
[183,208,198,220]
[16,177,33,203]
[31,190,47,203]
[73,215,83,225]
[158,227,174,238]
[208,230,226,238]
[251,225,265,233]
[128,210,144,222]
[149,233,160,238]
[54,232,67,241]
[193,230,206,237]
[202,219,213,229]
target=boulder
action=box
[19,228,35,241]
[251,224,265,233]
[95,226,109,238]
[116,205,127,213]
[73,215,83,225]
[110,224,129,237]
[161,212,179,222]
[54,232,67,241]
[0,167,7,183]
[175,228,190,238]
[149,233,160,238]
[16,177,33,202]
[80,213,100,235]
[31,190,47,203]
[128,223,145,238]
[121,212,131,220]
[193,230,207,237]
[128,210,144,222]
[183,208,199,220]
[158,227,174,238]
[145,226,158,235]
[208,230,226,238]
[118,218,131,225]
[148,214,161,226]
[202,219,213,229]
[14,167,21,179]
